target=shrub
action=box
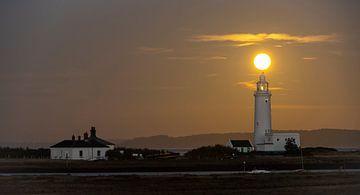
[284,138,300,155]
[184,145,240,160]
[0,147,50,159]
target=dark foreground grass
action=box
[0,172,359,194]
[0,153,359,173]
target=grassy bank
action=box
[0,172,359,194]
[0,152,359,173]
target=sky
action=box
[1,0,360,143]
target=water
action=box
[335,147,360,152]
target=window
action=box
[79,150,83,158]
[97,150,101,156]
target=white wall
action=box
[235,147,253,153]
[50,147,111,160]
[225,140,253,153]
[272,133,301,151]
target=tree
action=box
[284,138,299,155]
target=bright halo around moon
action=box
[254,53,271,71]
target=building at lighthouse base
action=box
[256,132,300,152]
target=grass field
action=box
[0,152,359,173]
[0,153,359,194]
[0,172,359,194]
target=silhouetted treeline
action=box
[185,145,240,160]
[302,147,337,156]
[0,147,50,159]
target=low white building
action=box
[50,127,114,160]
[226,140,253,153]
[265,133,301,151]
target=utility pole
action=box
[300,146,304,170]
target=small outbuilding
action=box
[226,139,253,153]
[50,126,114,160]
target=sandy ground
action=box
[0,172,359,194]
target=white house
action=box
[226,140,253,153]
[50,126,114,160]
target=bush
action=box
[184,145,240,160]
[302,147,337,156]
[284,138,300,155]
[0,147,50,159]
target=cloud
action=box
[237,80,284,91]
[167,56,227,61]
[269,87,285,90]
[237,81,257,90]
[138,47,173,54]
[272,105,357,110]
[128,86,186,91]
[206,73,218,77]
[205,56,227,60]
[329,50,343,56]
[272,105,318,110]
[153,86,186,90]
[191,33,337,44]
[302,57,317,60]
[167,56,196,60]
[233,42,255,47]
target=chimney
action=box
[72,135,75,141]
[78,136,81,141]
[84,132,89,140]
[90,126,96,137]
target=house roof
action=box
[51,126,114,148]
[229,140,252,147]
[50,139,109,148]
[88,136,114,146]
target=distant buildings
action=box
[50,127,114,160]
[225,140,253,153]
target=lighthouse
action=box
[254,73,273,151]
[252,53,300,152]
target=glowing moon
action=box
[254,53,271,70]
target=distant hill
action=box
[116,129,360,149]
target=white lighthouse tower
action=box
[254,73,273,151]
[252,53,300,152]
